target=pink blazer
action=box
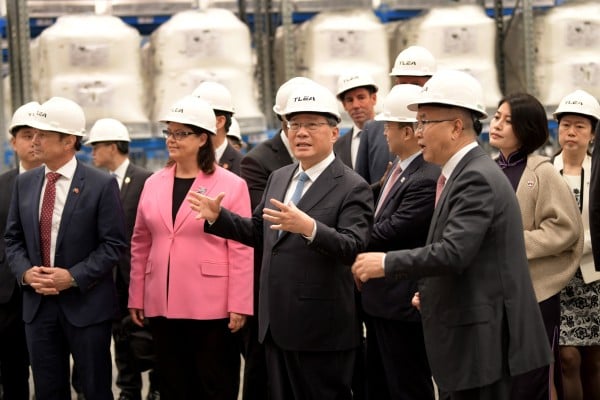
[128,165,253,319]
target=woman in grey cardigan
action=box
[489,92,584,400]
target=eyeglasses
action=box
[287,121,329,133]
[162,129,197,141]
[415,118,456,132]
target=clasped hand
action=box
[24,266,73,295]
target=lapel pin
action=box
[124,177,131,185]
[73,188,80,194]
[222,163,230,170]
[527,180,534,188]
[196,186,207,195]
[400,177,406,183]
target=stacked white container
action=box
[149,8,265,133]
[281,9,390,128]
[396,5,501,116]
[33,15,150,136]
[535,1,600,107]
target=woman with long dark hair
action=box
[128,96,253,399]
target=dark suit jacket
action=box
[117,163,152,286]
[355,120,395,184]
[5,162,127,326]
[241,132,293,210]
[115,163,152,315]
[362,154,439,321]
[591,128,600,269]
[0,169,19,304]
[384,146,552,392]
[334,128,354,169]
[207,157,373,352]
[219,142,243,176]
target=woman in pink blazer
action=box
[128,96,253,400]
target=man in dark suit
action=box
[0,102,43,400]
[238,77,305,400]
[85,118,156,400]
[361,84,438,400]
[355,47,437,185]
[334,71,378,171]
[193,81,242,175]
[189,83,373,400]
[5,97,127,400]
[352,70,552,399]
[591,123,600,270]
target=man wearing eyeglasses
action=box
[352,71,551,399]
[189,83,373,400]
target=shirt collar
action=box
[215,139,228,162]
[45,155,77,180]
[441,141,479,181]
[111,158,130,179]
[296,152,336,182]
[351,125,362,139]
[398,150,422,172]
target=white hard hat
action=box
[336,71,378,100]
[8,101,41,135]
[553,89,600,121]
[407,70,487,119]
[28,97,86,136]
[273,77,315,116]
[85,118,131,145]
[227,117,242,140]
[192,81,234,114]
[390,46,437,77]
[160,96,217,135]
[374,84,421,123]
[284,83,341,122]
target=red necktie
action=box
[435,174,446,206]
[40,172,61,267]
[375,164,402,216]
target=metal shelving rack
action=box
[0,0,558,171]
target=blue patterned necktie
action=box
[290,172,310,206]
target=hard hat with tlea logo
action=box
[27,97,86,136]
[160,95,217,135]
[8,101,41,136]
[375,84,421,123]
[192,81,235,114]
[553,89,600,122]
[336,71,378,100]
[390,46,437,77]
[284,83,341,122]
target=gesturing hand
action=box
[187,191,225,223]
[263,198,315,237]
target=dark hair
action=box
[215,111,233,133]
[115,141,130,155]
[60,133,82,151]
[556,112,598,135]
[498,93,548,155]
[338,85,378,101]
[166,124,216,175]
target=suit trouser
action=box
[263,332,355,400]
[149,317,240,400]
[26,296,113,400]
[0,290,30,400]
[238,316,269,400]
[366,317,435,400]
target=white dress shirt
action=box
[39,156,77,266]
[111,158,130,190]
